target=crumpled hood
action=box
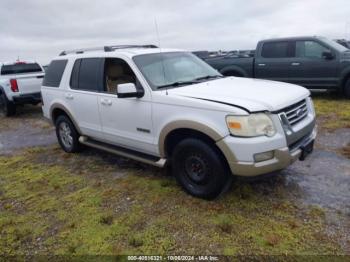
[167,77,310,112]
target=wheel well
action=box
[164,128,228,162]
[342,73,350,89]
[222,70,243,77]
[51,108,69,124]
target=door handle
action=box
[65,93,74,100]
[291,62,301,66]
[258,63,266,66]
[101,98,112,106]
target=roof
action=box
[55,46,184,60]
[259,36,324,42]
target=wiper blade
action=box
[194,75,223,81]
[157,81,198,89]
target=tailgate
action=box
[16,73,44,95]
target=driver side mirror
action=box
[117,83,144,98]
[322,51,334,60]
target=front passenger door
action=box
[98,57,156,155]
[287,40,338,88]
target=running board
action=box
[79,136,166,168]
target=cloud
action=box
[0,0,349,64]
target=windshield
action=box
[319,37,349,52]
[133,52,222,90]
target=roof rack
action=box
[59,45,158,56]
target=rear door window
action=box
[42,60,68,87]
[70,58,103,92]
[1,63,43,75]
[261,41,293,58]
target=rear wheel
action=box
[0,93,16,117]
[55,115,81,153]
[344,78,350,98]
[172,138,231,200]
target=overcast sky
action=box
[1,0,349,65]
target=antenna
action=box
[154,18,168,95]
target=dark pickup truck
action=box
[202,36,350,97]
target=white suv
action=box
[0,61,44,116]
[41,45,316,199]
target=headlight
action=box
[226,113,276,137]
[307,97,316,116]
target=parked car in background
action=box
[0,61,44,116]
[335,39,350,49]
[200,36,350,98]
[41,45,316,199]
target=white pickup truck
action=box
[0,61,45,116]
[41,45,317,199]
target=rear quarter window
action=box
[1,63,43,75]
[43,60,68,87]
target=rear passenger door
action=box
[255,41,294,82]
[66,58,104,139]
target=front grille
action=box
[280,99,308,126]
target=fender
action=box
[339,67,350,88]
[220,65,249,77]
[158,120,223,157]
[49,103,82,134]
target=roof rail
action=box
[59,45,158,56]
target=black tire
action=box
[55,115,81,153]
[223,71,243,77]
[344,78,350,99]
[172,138,231,200]
[0,93,16,117]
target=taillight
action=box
[10,79,19,92]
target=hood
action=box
[167,77,310,112]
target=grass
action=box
[0,94,349,256]
[312,93,350,130]
[0,146,345,256]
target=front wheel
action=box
[0,93,16,117]
[55,115,81,153]
[172,138,231,200]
